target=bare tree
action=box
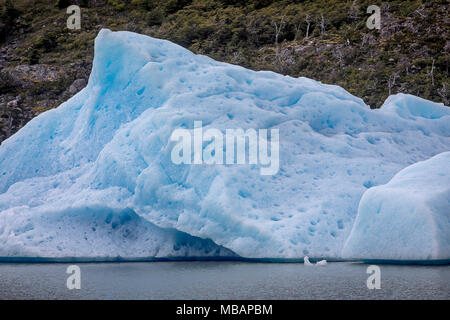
[388,71,400,95]
[231,49,244,65]
[272,16,286,62]
[294,20,302,41]
[361,33,375,47]
[429,59,435,87]
[414,4,426,18]
[399,56,411,75]
[437,83,449,105]
[320,14,327,35]
[272,16,286,47]
[305,14,311,38]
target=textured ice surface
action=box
[0,205,235,259]
[343,152,450,261]
[0,29,449,259]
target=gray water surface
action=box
[0,261,448,299]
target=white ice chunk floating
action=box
[316,260,327,266]
[304,256,313,266]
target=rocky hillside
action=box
[0,0,448,143]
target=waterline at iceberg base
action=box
[0,29,449,262]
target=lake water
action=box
[0,261,448,299]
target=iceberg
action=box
[342,152,450,261]
[0,29,449,260]
[303,256,313,266]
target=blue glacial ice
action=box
[0,29,449,260]
[343,151,450,261]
